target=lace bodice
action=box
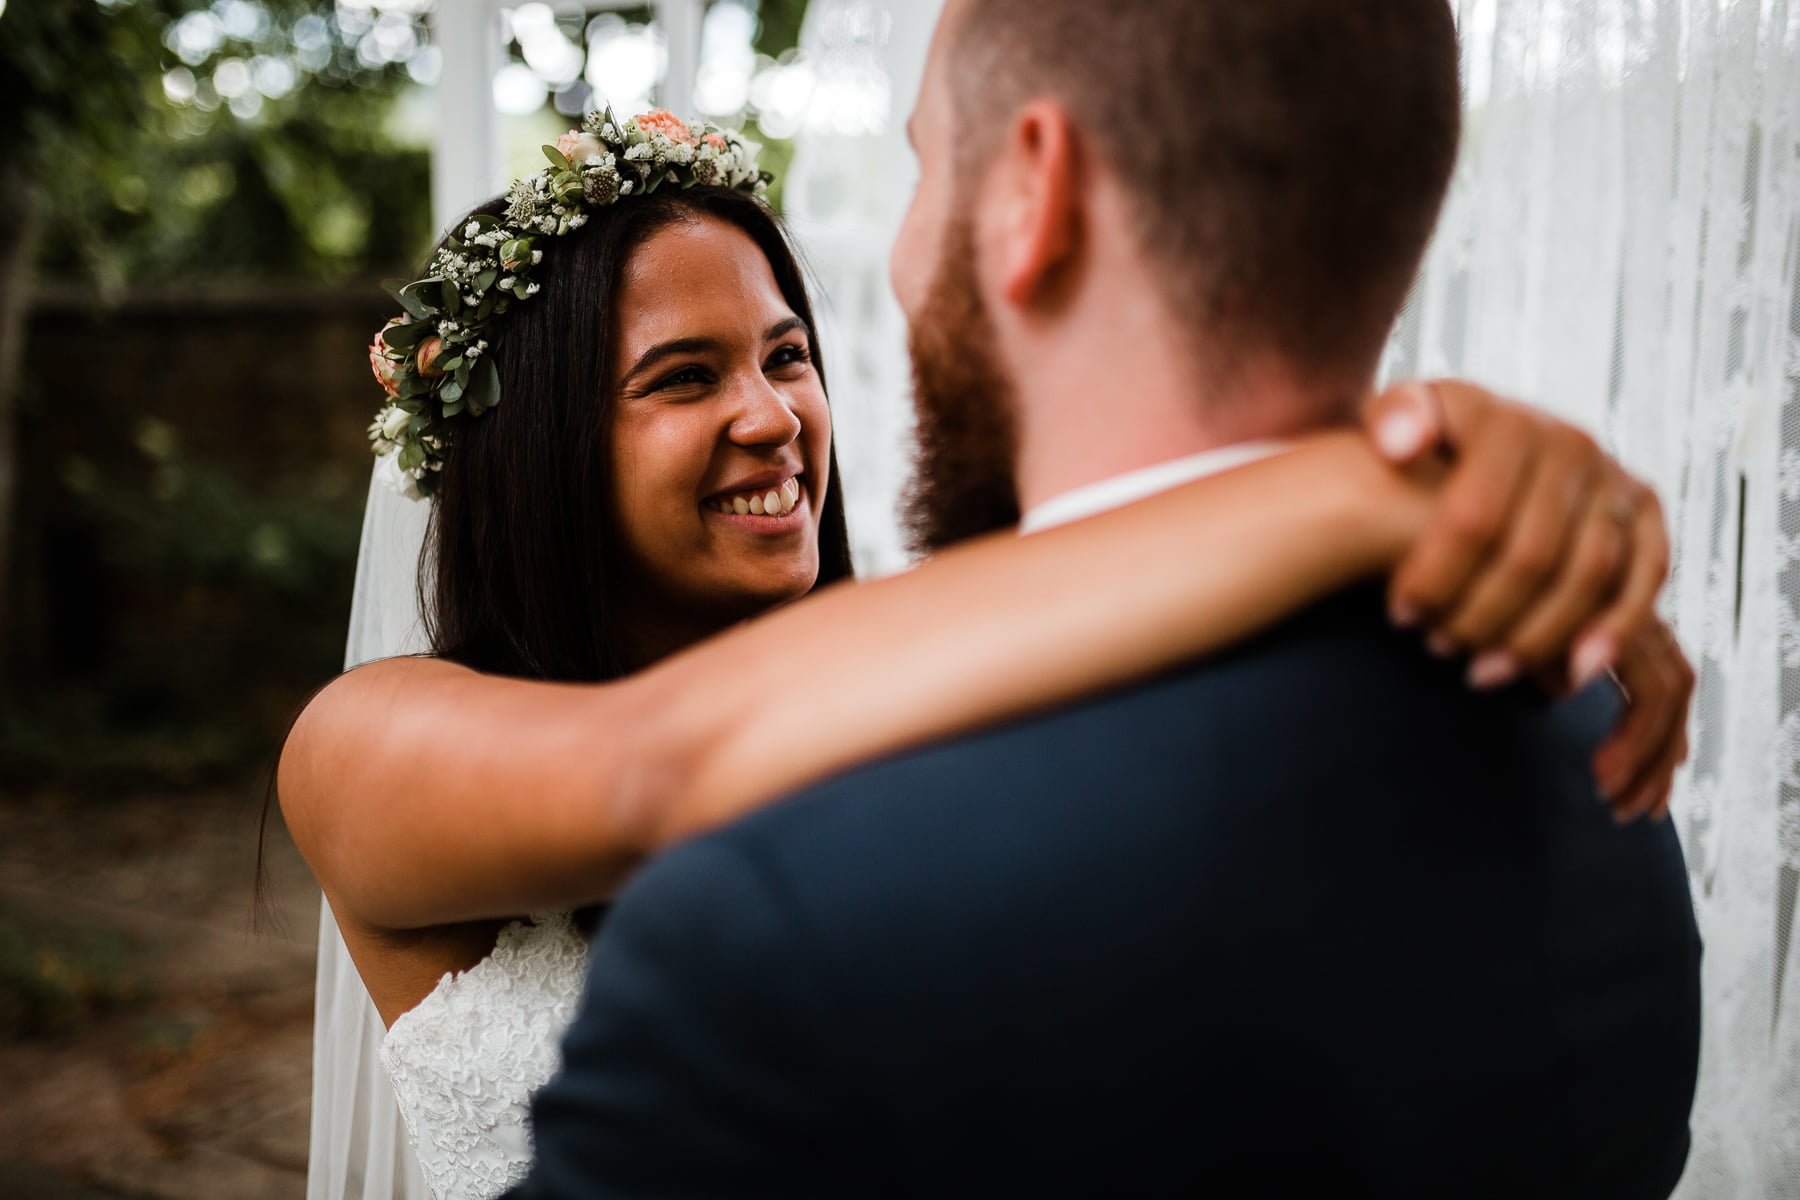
[379,912,588,1200]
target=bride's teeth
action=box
[713,478,801,516]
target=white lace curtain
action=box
[790,0,1800,1194]
[1384,2,1800,1194]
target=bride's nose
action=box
[724,370,803,448]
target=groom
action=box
[509,1,1700,1195]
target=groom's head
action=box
[895,0,1462,551]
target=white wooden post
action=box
[430,0,505,233]
[428,1,704,236]
[656,0,704,115]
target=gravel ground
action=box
[0,786,319,1199]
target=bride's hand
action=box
[1361,379,1689,822]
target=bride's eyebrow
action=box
[620,318,808,389]
[620,336,719,389]
[762,316,807,344]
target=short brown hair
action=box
[950,0,1461,390]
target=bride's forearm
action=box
[646,430,1432,844]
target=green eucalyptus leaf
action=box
[399,279,446,316]
[474,268,497,293]
[444,284,461,317]
[465,356,499,415]
[441,399,466,418]
[544,145,575,173]
[440,378,464,402]
[439,355,463,373]
[398,442,425,472]
[383,278,431,319]
[383,320,432,350]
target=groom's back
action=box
[518,588,1700,1199]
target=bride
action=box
[280,110,1687,1200]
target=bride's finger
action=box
[1434,422,1600,677]
[1490,484,1632,678]
[1387,393,1536,630]
[1593,624,1691,810]
[1567,481,1670,686]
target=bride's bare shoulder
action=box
[278,657,477,823]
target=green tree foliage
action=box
[8,0,433,287]
[9,0,813,287]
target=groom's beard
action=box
[901,218,1022,555]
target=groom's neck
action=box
[1006,304,1355,515]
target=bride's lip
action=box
[702,469,804,504]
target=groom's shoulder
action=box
[793,582,1613,797]
[717,582,1617,868]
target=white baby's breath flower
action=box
[463,221,480,238]
[466,344,482,359]
[531,250,543,264]
[525,282,540,296]
[498,276,516,290]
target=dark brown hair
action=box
[423,186,855,682]
[951,0,1462,392]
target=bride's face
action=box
[606,215,832,629]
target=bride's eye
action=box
[652,364,711,392]
[765,344,812,374]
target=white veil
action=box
[306,471,432,1200]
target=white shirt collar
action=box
[1020,441,1292,534]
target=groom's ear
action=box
[995,101,1081,308]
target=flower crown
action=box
[367,107,771,500]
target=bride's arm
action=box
[281,431,1427,931]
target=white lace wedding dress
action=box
[377,913,589,1200]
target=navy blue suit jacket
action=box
[508,586,1701,1198]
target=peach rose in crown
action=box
[704,132,727,151]
[555,130,607,163]
[635,108,696,145]
[416,335,447,377]
[369,318,405,398]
